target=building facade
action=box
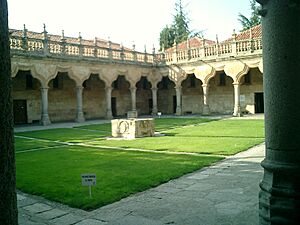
[10,24,263,125]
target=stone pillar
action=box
[202,84,210,115]
[105,87,113,119]
[130,87,137,111]
[75,86,85,123]
[175,86,182,115]
[40,87,51,125]
[151,87,158,114]
[233,83,241,117]
[256,0,300,224]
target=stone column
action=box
[151,87,158,114]
[130,87,137,111]
[175,86,182,115]
[233,83,241,117]
[40,87,51,125]
[256,0,300,224]
[75,86,85,123]
[105,87,113,119]
[202,84,210,115]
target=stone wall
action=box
[208,73,234,114]
[82,75,106,119]
[182,75,203,114]
[240,68,263,114]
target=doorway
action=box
[173,96,177,114]
[255,92,264,113]
[13,99,28,124]
[148,98,153,114]
[111,97,117,117]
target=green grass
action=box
[86,119,264,155]
[74,123,112,133]
[18,128,107,143]
[154,117,215,131]
[16,146,221,210]
[15,117,265,210]
[14,136,64,152]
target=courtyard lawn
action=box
[16,146,222,210]
[15,117,264,210]
[85,119,265,155]
[14,136,64,152]
[17,128,107,143]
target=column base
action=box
[176,107,182,116]
[233,106,242,117]
[152,107,158,116]
[75,112,85,123]
[41,114,51,126]
[202,105,210,115]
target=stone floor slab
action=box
[38,208,68,220]
[23,203,52,214]
[51,213,83,225]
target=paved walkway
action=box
[18,143,265,225]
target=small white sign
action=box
[81,174,96,186]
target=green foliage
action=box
[159,26,176,50]
[159,0,191,50]
[238,0,261,31]
[173,0,190,44]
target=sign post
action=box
[81,174,96,198]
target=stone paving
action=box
[17,143,265,225]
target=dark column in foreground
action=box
[0,0,18,224]
[256,0,300,224]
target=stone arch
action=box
[12,69,43,124]
[136,76,152,115]
[157,75,176,114]
[11,63,45,87]
[194,65,216,85]
[48,68,77,122]
[224,61,249,84]
[82,73,107,119]
[208,70,235,114]
[70,66,91,86]
[181,73,204,114]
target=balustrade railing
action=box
[10,29,262,65]
[164,37,262,63]
[9,33,160,65]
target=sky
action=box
[7,0,252,52]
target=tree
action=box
[159,0,191,50]
[159,25,175,51]
[238,0,261,31]
[173,0,190,44]
[0,0,18,224]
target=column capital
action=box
[130,87,137,92]
[105,86,113,92]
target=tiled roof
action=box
[165,24,262,51]
[222,24,262,43]
[9,29,128,50]
[165,37,215,52]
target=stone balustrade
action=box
[9,28,262,67]
[164,38,262,64]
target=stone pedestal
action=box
[111,118,154,139]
